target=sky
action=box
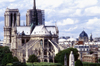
[0,0,100,40]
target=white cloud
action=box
[0,8,5,17]
[64,26,77,32]
[86,17,100,25]
[0,21,4,25]
[57,18,79,26]
[37,0,63,9]
[72,9,82,16]
[57,18,74,26]
[85,6,100,16]
[75,0,98,8]
[45,20,55,26]
[0,0,15,3]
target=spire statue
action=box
[69,51,75,66]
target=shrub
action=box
[27,54,38,63]
[75,60,83,66]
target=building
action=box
[0,40,3,46]
[74,44,89,60]
[79,30,88,42]
[94,37,100,42]
[3,0,63,62]
[59,37,77,48]
[82,53,98,63]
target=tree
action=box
[54,48,79,65]
[90,50,94,54]
[98,58,100,63]
[75,60,83,66]
[2,53,14,65]
[27,54,38,63]
[13,56,19,62]
[0,46,16,65]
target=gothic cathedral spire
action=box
[33,0,36,10]
[30,0,38,34]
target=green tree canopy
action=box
[0,46,19,65]
[13,56,19,62]
[54,48,79,65]
[98,58,100,63]
[75,60,83,66]
[27,54,38,63]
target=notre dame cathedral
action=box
[3,0,64,62]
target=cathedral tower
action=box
[26,0,45,26]
[4,8,20,44]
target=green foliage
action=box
[0,46,19,66]
[0,46,14,65]
[2,53,13,65]
[54,48,79,65]
[13,56,19,62]
[12,62,27,66]
[7,62,27,66]
[75,60,83,66]
[27,54,38,63]
[6,63,13,66]
[83,62,100,66]
[26,62,62,66]
[98,58,100,62]
[89,50,94,54]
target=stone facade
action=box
[82,54,98,63]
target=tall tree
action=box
[54,48,79,65]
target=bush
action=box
[27,54,38,63]
[75,60,83,66]
[82,62,100,66]
[13,56,19,62]
[12,62,27,66]
[35,62,62,66]
[98,58,100,62]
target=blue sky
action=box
[0,0,100,40]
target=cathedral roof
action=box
[31,25,51,36]
[79,30,88,38]
[45,26,57,35]
[16,25,57,36]
[17,26,30,35]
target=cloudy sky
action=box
[0,0,100,40]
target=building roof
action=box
[17,25,57,36]
[45,26,56,35]
[59,38,67,42]
[31,25,51,36]
[17,26,30,35]
[79,30,88,38]
[67,38,76,41]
